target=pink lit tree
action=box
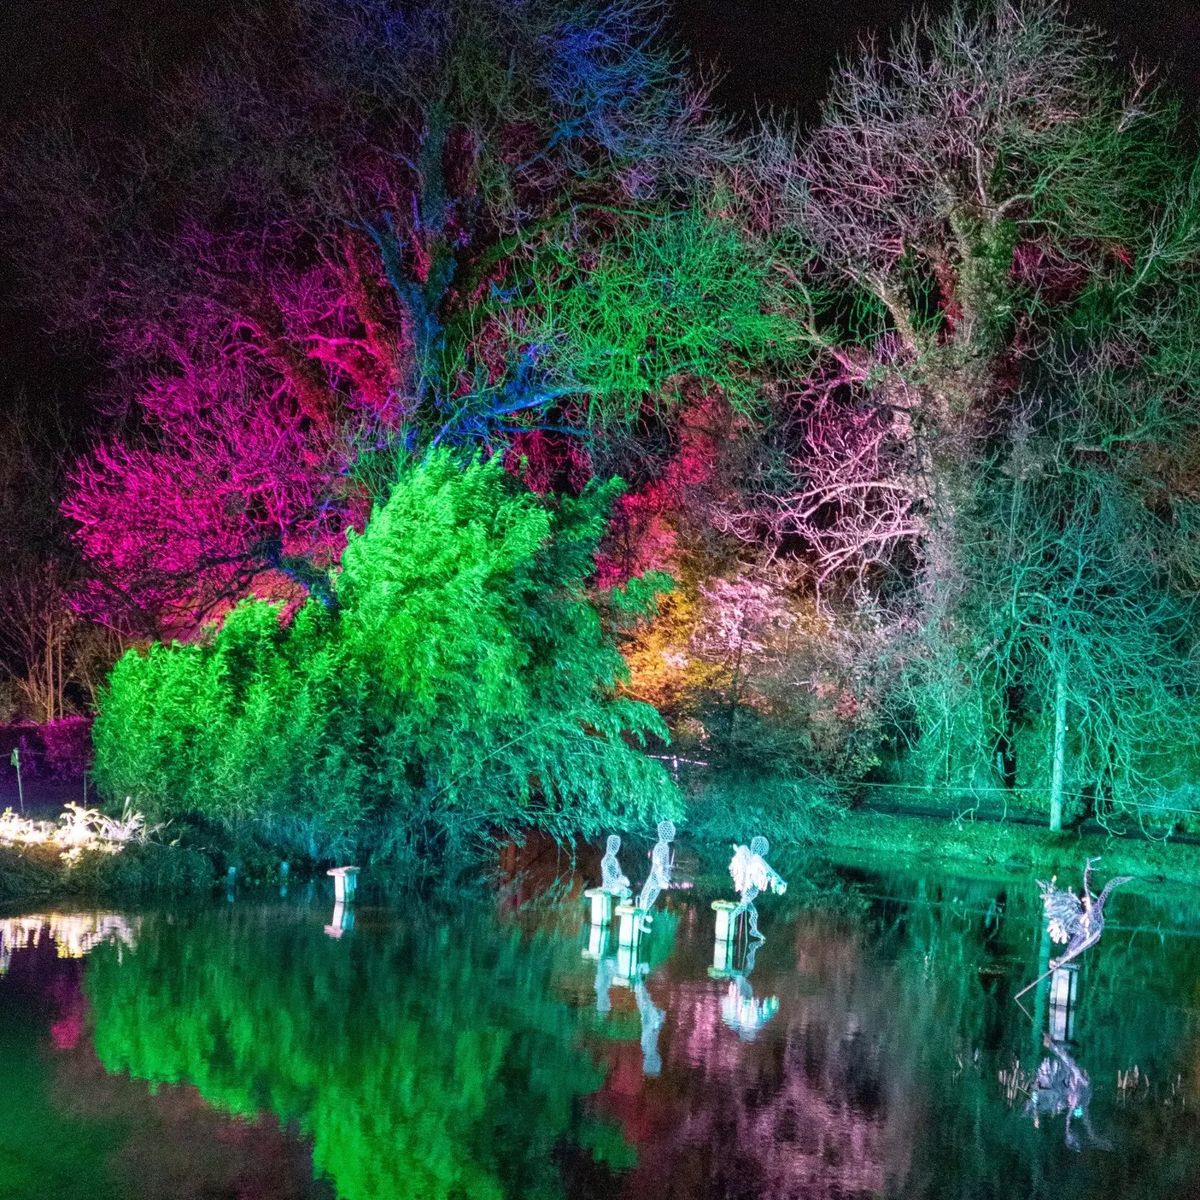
[11,0,737,633]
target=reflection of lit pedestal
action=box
[584,887,615,926]
[582,920,610,961]
[327,866,360,904]
[615,903,644,948]
[324,901,355,939]
[614,940,641,987]
[1049,963,1079,1042]
[711,900,739,973]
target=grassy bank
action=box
[821,809,1200,891]
[0,840,215,906]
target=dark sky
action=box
[676,0,1200,121]
[6,1,1200,126]
[3,0,1200,409]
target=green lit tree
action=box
[510,195,816,428]
[91,450,679,863]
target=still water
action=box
[1,854,1198,1200]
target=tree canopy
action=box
[92,450,678,861]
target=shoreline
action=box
[821,808,1200,893]
[4,805,1200,910]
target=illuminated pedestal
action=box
[584,887,614,926]
[327,865,360,904]
[613,940,641,987]
[582,920,610,961]
[711,900,739,973]
[1049,963,1079,1042]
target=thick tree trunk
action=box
[1048,663,1068,832]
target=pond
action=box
[1,853,1198,1199]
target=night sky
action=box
[3,0,1200,414]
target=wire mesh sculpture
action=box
[637,819,676,923]
[1040,857,1131,969]
[1024,1035,1109,1152]
[600,834,632,901]
[1016,857,1132,1000]
[729,836,787,941]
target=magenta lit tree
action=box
[13,0,728,633]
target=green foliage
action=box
[92,451,680,864]
[684,768,844,846]
[511,196,813,425]
[0,841,214,904]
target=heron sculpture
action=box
[1015,857,1132,1001]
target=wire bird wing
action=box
[1038,879,1083,945]
[729,845,754,895]
[763,864,787,895]
[751,860,786,894]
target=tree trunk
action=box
[1048,662,1067,832]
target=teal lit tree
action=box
[730,0,1200,826]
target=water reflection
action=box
[710,934,779,1041]
[84,904,624,1200]
[1026,1035,1107,1152]
[0,863,1198,1200]
[0,910,140,973]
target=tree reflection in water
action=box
[8,863,1200,1200]
[582,870,1200,1200]
[84,903,630,1200]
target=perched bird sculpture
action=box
[1038,857,1132,971]
[729,836,787,941]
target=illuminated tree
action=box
[10,0,733,632]
[0,397,124,722]
[747,0,1200,820]
[512,199,813,429]
[91,450,678,860]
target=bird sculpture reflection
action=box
[1038,857,1132,971]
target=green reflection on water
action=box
[844,872,1200,1199]
[32,864,1200,1200]
[85,903,627,1200]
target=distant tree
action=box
[960,290,1200,829]
[0,397,124,722]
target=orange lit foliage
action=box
[619,584,725,720]
[621,565,879,778]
